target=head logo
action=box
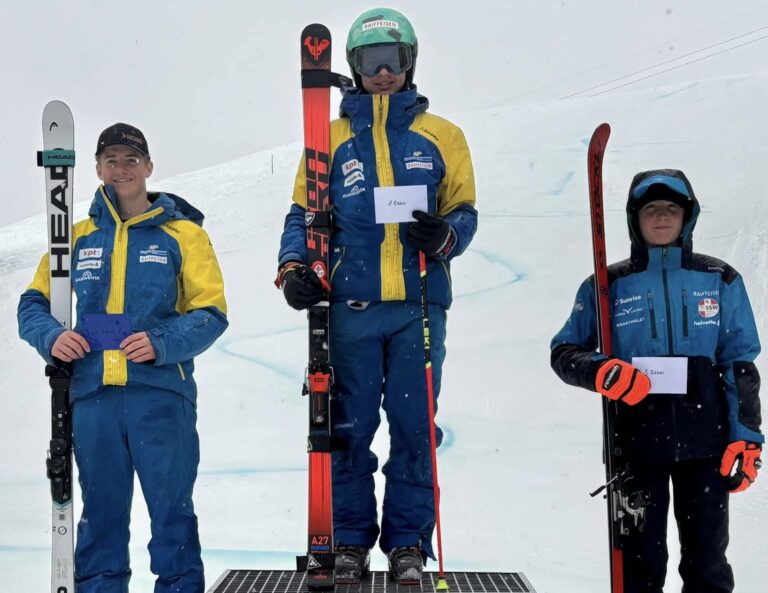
[698,298,719,318]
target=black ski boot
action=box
[388,546,423,585]
[335,545,370,584]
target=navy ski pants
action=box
[329,300,447,558]
[623,456,733,593]
[72,385,203,593]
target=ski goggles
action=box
[352,43,413,77]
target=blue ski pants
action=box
[72,385,203,593]
[329,300,447,558]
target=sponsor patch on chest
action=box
[79,247,103,259]
[139,244,169,265]
[698,298,719,318]
[404,153,434,171]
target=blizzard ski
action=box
[37,100,75,593]
[295,23,350,590]
[587,123,648,593]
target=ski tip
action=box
[436,577,450,591]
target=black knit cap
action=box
[95,123,149,157]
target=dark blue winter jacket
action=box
[551,170,762,460]
[278,88,477,308]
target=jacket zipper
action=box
[661,247,675,355]
[681,289,689,337]
[647,291,658,339]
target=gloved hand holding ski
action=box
[280,263,327,310]
[595,359,651,406]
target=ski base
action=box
[207,570,536,593]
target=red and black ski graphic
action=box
[586,123,625,593]
[298,23,335,590]
[588,124,648,593]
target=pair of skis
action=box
[587,124,648,593]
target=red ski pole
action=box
[418,250,449,591]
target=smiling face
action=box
[638,200,685,246]
[360,67,407,95]
[96,145,153,204]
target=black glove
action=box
[407,210,453,257]
[281,264,326,310]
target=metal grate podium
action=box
[207,570,536,593]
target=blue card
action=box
[80,314,133,351]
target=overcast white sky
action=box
[2,0,767,223]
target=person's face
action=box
[361,67,407,95]
[96,145,153,201]
[638,200,685,246]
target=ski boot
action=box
[335,545,370,584]
[388,546,423,585]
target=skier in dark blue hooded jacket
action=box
[551,169,762,593]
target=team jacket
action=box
[18,185,228,404]
[278,87,478,308]
[551,169,762,460]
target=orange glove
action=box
[594,359,651,406]
[720,441,762,493]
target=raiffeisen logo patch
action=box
[139,245,168,265]
[362,19,399,31]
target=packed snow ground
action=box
[2,32,768,593]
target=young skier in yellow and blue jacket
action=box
[18,123,227,593]
[277,8,477,585]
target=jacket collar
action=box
[642,245,684,272]
[89,185,204,228]
[340,87,429,133]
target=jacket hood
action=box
[626,169,700,256]
[89,185,205,227]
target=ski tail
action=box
[39,99,75,593]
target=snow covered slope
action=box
[1,72,767,592]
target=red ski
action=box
[296,23,350,590]
[587,124,648,593]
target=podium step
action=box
[208,570,536,593]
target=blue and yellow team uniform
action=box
[279,88,477,557]
[18,185,227,593]
[551,170,762,593]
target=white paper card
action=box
[374,185,428,224]
[631,356,688,394]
